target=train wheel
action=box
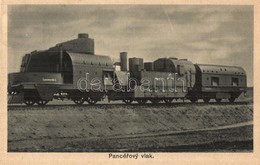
[36,100,49,106]
[164,98,173,104]
[150,99,160,104]
[86,97,98,105]
[123,99,133,104]
[216,99,222,103]
[190,97,198,103]
[228,97,236,103]
[137,99,148,104]
[9,91,19,95]
[73,97,85,105]
[203,98,210,103]
[24,100,35,106]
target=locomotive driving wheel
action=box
[215,99,222,103]
[150,99,160,104]
[24,100,36,106]
[73,97,85,105]
[164,98,173,104]
[228,97,236,103]
[36,99,49,106]
[86,97,98,105]
[123,99,133,104]
[189,97,198,103]
[203,97,210,103]
[137,99,148,104]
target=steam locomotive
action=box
[8,33,247,105]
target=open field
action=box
[8,102,253,152]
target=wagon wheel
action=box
[123,99,133,104]
[203,97,210,103]
[137,99,148,104]
[36,99,49,106]
[86,97,98,105]
[73,97,85,105]
[190,97,198,103]
[215,99,222,103]
[150,99,160,104]
[24,100,36,106]
[164,98,173,104]
[228,97,236,103]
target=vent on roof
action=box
[78,33,89,38]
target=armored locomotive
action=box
[8,33,247,105]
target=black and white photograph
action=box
[7,4,254,153]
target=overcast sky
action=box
[8,5,253,86]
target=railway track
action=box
[8,101,252,111]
